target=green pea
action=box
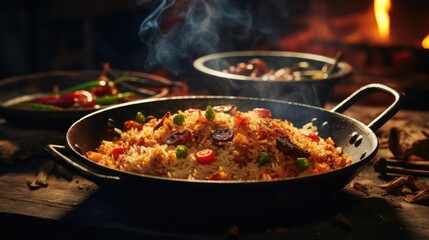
[135,111,146,123]
[175,145,188,159]
[172,113,185,125]
[205,105,215,121]
[256,151,270,166]
[296,157,309,171]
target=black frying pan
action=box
[0,69,178,130]
[45,83,402,208]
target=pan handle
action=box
[330,83,403,132]
[44,144,122,183]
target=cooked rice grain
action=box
[85,107,352,181]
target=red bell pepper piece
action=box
[30,90,95,108]
[304,132,321,142]
[252,108,272,118]
[112,147,125,160]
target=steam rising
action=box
[137,0,290,75]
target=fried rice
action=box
[85,105,352,181]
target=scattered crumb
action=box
[332,213,352,231]
[351,181,370,195]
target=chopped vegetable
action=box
[135,111,146,123]
[175,145,188,159]
[11,65,144,111]
[234,115,250,126]
[172,113,185,125]
[304,132,320,142]
[256,151,270,166]
[196,149,215,164]
[296,157,309,171]
[11,102,64,110]
[253,108,272,118]
[30,90,95,108]
[204,105,215,120]
[88,80,118,96]
[58,64,121,96]
[112,147,125,160]
[57,80,107,95]
[95,92,135,105]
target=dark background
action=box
[0,0,304,79]
[0,0,160,78]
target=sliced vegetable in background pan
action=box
[0,66,184,129]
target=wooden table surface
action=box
[0,102,428,240]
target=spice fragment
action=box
[332,213,352,231]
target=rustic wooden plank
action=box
[0,168,98,219]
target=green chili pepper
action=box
[175,145,188,159]
[95,92,135,105]
[172,113,185,125]
[57,80,104,95]
[58,70,133,94]
[112,72,130,84]
[256,151,270,166]
[205,105,215,121]
[135,111,146,123]
[11,102,64,111]
[296,157,310,171]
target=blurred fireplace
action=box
[265,0,429,110]
[1,0,427,109]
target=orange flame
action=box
[374,0,391,40]
[422,34,429,49]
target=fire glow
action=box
[422,34,429,49]
[374,0,391,41]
